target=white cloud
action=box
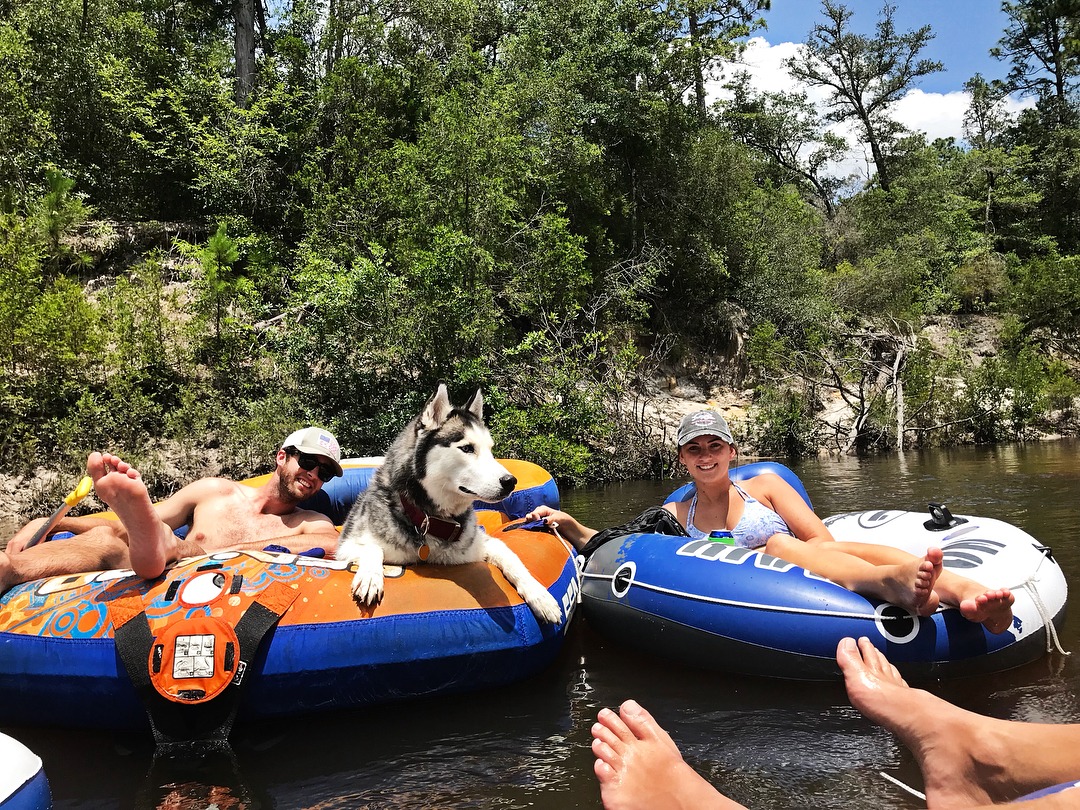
[893,88,969,142]
[707,37,1034,183]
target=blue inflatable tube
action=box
[582,462,1068,679]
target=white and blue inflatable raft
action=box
[580,462,1068,679]
[0,732,50,810]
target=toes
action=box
[591,718,625,753]
[596,706,635,746]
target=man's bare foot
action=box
[837,636,1004,807]
[87,452,173,579]
[591,700,744,810]
[959,588,1015,634]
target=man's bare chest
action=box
[189,502,300,549]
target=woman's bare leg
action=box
[829,542,1014,633]
[591,700,743,810]
[838,637,1080,806]
[765,535,942,616]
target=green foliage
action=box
[948,250,1009,313]
[0,0,1078,490]
[0,23,52,198]
[488,400,595,487]
[1010,253,1080,345]
[828,254,923,320]
[747,386,820,458]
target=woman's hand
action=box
[523,506,597,551]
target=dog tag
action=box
[417,544,430,562]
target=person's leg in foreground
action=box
[837,635,1080,808]
[590,699,745,810]
[1,453,175,592]
[86,452,179,579]
[589,638,1080,809]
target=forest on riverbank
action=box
[1,0,1079,513]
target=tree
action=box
[722,71,849,217]
[961,74,1042,245]
[993,0,1080,127]
[963,74,1015,150]
[785,1,942,191]
[992,2,1080,250]
[665,0,770,120]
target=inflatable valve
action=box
[925,502,968,531]
[709,530,735,546]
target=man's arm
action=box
[152,478,237,531]
[296,510,339,534]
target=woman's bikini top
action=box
[685,482,793,549]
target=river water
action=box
[4,440,1080,809]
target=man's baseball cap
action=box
[281,427,343,478]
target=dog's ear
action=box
[421,384,453,430]
[463,389,484,419]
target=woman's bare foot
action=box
[959,588,1015,634]
[86,452,174,579]
[591,700,744,810]
[877,547,943,617]
[837,636,1010,807]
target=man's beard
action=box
[276,470,308,504]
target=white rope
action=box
[581,571,894,621]
[1018,576,1070,655]
[878,771,925,801]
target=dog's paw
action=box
[350,568,385,606]
[522,586,563,625]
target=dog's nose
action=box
[499,474,517,496]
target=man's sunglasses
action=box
[287,449,337,482]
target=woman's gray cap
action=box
[676,410,734,446]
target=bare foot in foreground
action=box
[959,588,1015,635]
[879,547,942,617]
[87,452,173,579]
[837,636,1006,807]
[591,700,744,810]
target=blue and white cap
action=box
[676,410,734,447]
[281,427,343,478]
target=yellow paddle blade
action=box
[64,475,93,507]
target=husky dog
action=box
[337,384,563,625]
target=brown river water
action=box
[3,440,1080,809]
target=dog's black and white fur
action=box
[336,385,563,624]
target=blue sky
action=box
[709,2,1029,182]
[759,1,1014,95]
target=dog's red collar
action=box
[398,491,463,551]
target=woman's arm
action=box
[743,474,835,545]
[523,505,598,551]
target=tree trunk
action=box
[234,0,256,108]
[689,13,707,120]
[892,341,905,452]
[326,0,337,75]
[865,126,890,191]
